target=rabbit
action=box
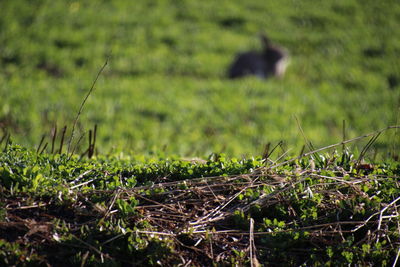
[228,34,289,79]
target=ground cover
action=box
[1,144,399,266]
[1,0,399,157]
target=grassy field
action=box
[1,0,400,157]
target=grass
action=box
[1,0,400,265]
[1,0,400,157]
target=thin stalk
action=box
[67,57,109,154]
[36,134,45,154]
[59,125,67,154]
[51,124,57,154]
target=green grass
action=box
[1,0,400,157]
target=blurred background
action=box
[0,0,399,158]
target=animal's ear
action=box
[260,33,271,48]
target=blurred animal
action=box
[228,34,289,79]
